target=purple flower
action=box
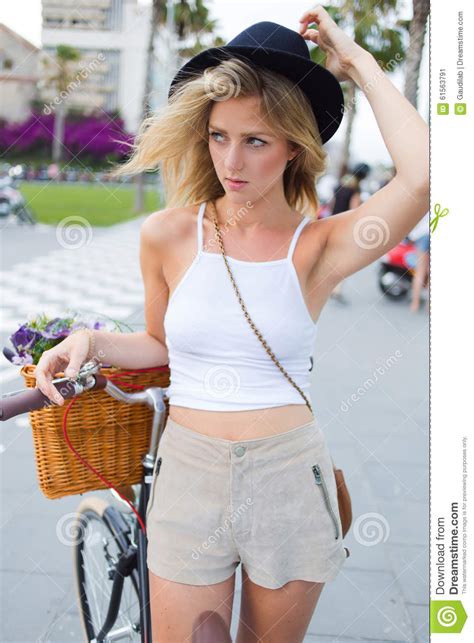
[42,318,72,339]
[70,320,106,332]
[0,110,133,161]
[70,322,87,332]
[11,353,33,366]
[10,325,42,353]
[4,314,111,367]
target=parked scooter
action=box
[378,236,428,299]
[0,176,36,225]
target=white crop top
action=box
[163,201,318,411]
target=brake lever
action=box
[51,360,104,396]
[0,361,105,410]
[75,360,103,381]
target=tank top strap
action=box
[197,201,206,252]
[287,216,311,260]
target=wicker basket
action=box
[20,364,170,499]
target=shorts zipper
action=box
[312,463,340,540]
[155,456,162,476]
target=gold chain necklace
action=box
[207,199,314,416]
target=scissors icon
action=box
[430,203,449,233]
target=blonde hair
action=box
[108,54,328,217]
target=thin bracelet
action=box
[86,328,96,361]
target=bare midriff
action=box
[168,403,314,441]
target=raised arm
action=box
[299,5,429,282]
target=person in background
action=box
[47,163,60,181]
[409,211,430,313]
[328,162,371,302]
[329,162,370,214]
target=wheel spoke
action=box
[74,507,141,641]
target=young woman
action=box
[35,6,429,642]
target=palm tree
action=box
[175,0,214,40]
[403,0,429,108]
[133,0,165,212]
[41,44,81,163]
[310,1,406,176]
[134,0,221,212]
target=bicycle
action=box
[1,360,235,642]
[1,359,168,643]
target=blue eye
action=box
[248,137,266,147]
[208,132,266,147]
[209,131,224,142]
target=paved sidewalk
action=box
[1,219,428,642]
[0,215,148,385]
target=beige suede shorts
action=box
[145,415,349,589]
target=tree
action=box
[174,0,222,56]
[310,1,406,177]
[403,0,429,108]
[134,0,222,212]
[41,44,81,163]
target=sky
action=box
[0,0,429,166]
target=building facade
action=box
[0,23,40,123]
[41,0,151,132]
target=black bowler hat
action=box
[168,21,345,144]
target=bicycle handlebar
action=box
[1,360,170,422]
[0,369,108,421]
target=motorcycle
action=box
[0,176,37,225]
[378,236,429,300]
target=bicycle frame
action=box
[137,386,169,643]
[100,379,169,643]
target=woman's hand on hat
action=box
[298,5,369,81]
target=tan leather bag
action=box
[208,200,352,539]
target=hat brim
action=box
[168,46,344,144]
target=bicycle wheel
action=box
[73,496,142,642]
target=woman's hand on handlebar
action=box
[34,330,90,405]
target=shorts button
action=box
[234,445,246,456]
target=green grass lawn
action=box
[20,183,162,226]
